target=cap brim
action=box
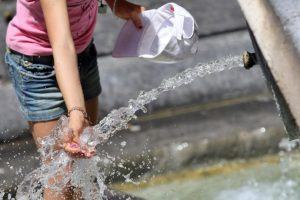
[112,10,156,58]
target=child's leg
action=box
[85,96,99,125]
[29,119,72,200]
[30,120,58,147]
[31,120,76,200]
[29,96,99,200]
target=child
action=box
[5,0,144,199]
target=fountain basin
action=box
[115,151,300,200]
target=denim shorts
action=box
[4,42,102,122]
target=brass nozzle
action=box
[243,51,257,70]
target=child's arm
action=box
[40,0,87,151]
[105,0,145,28]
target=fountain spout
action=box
[243,51,257,70]
[238,0,300,140]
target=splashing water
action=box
[0,191,4,200]
[11,55,243,200]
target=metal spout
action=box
[243,51,257,70]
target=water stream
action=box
[1,55,243,199]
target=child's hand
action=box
[63,112,95,158]
[114,1,145,29]
[64,142,96,158]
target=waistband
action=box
[7,42,95,66]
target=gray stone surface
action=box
[107,99,285,173]
[268,0,300,139]
[270,0,300,55]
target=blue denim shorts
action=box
[4,43,101,122]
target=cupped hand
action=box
[63,111,96,158]
[114,1,145,29]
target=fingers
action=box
[64,142,86,158]
[130,6,145,29]
[62,113,95,158]
[64,142,81,154]
[64,142,96,158]
[80,145,96,158]
[62,117,96,158]
[63,128,95,158]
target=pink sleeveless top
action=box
[6,0,98,56]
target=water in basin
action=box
[115,139,300,200]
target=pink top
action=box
[6,0,98,56]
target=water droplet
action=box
[177,142,189,151]
[120,141,127,147]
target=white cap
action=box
[112,3,200,64]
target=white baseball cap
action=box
[112,3,200,64]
